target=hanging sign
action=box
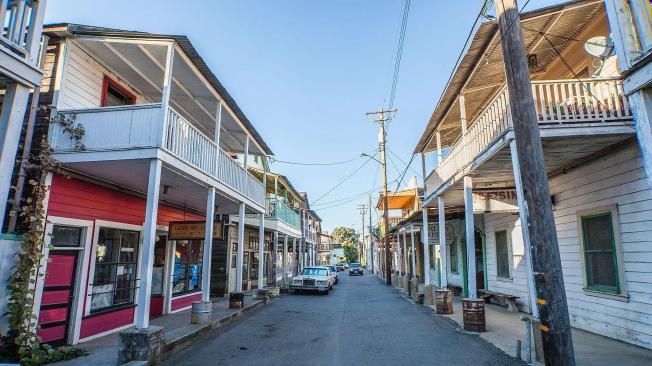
[472,189,518,213]
[169,221,223,240]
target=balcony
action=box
[425,78,633,197]
[265,198,300,229]
[49,104,265,206]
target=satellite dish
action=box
[584,35,613,58]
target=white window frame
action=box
[86,220,143,316]
[493,225,514,281]
[576,204,628,301]
[37,216,94,345]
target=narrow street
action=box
[163,272,523,366]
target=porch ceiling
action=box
[60,159,249,215]
[439,133,636,207]
[415,0,605,153]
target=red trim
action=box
[80,306,135,339]
[150,296,164,318]
[171,292,202,312]
[100,75,136,107]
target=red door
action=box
[37,250,78,346]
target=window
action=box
[91,228,140,312]
[580,211,621,294]
[173,240,203,295]
[51,225,83,247]
[626,0,652,52]
[250,253,259,281]
[449,240,458,274]
[429,244,437,270]
[495,230,511,279]
[249,235,259,251]
[101,76,136,107]
[151,236,167,296]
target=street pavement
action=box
[163,271,524,366]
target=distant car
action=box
[349,263,363,276]
[326,265,339,284]
[289,266,335,294]
[335,263,345,272]
[344,263,350,269]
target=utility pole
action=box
[366,108,396,285]
[495,1,574,364]
[357,204,367,264]
[368,194,374,274]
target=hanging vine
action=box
[2,106,87,365]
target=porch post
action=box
[395,232,402,275]
[201,187,215,302]
[0,83,30,232]
[421,153,431,285]
[292,237,297,275]
[161,44,175,110]
[135,159,162,329]
[235,202,245,292]
[282,235,288,287]
[402,229,408,275]
[438,196,448,288]
[510,140,539,317]
[459,94,467,133]
[244,135,250,170]
[409,223,416,277]
[257,212,265,290]
[215,101,222,144]
[463,175,477,299]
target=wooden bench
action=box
[479,289,519,313]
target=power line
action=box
[485,0,532,62]
[313,179,400,211]
[387,147,421,178]
[385,151,402,177]
[312,153,378,204]
[390,153,417,195]
[269,150,376,166]
[387,0,412,113]
[312,181,392,207]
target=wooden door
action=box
[37,250,78,346]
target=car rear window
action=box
[351,263,361,268]
[300,268,328,276]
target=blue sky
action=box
[45,0,563,233]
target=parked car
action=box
[289,266,335,294]
[335,263,345,272]
[326,265,339,284]
[349,263,363,276]
[344,263,350,269]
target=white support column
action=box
[395,233,402,274]
[235,202,245,292]
[257,213,265,290]
[135,159,162,329]
[402,229,409,275]
[436,131,442,164]
[409,223,416,278]
[0,83,30,232]
[292,237,297,276]
[463,175,477,299]
[244,135,250,170]
[421,153,431,285]
[26,0,47,64]
[201,187,215,302]
[438,196,448,288]
[510,140,539,317]
[215,101,223,144]
[161,44,175,110]
[460,94,468,133]
[282,235,288,286]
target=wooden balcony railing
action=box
[425,78,632,196]
[0,0,45,65]
[266,198,300,229]
[50,104,265,206]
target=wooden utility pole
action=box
[366,108,396,285]
[357,204,368,264]
[495,1,575,364]
[368,194,374,273]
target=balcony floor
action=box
[432,126,636,207]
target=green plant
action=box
[3,107,86,365]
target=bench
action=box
[479,289,519,313]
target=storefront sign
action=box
[169,221,223,240]
[427,223,455,244]
[472,189,518,213]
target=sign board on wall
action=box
[169,221,223,240]
[427,223,455,245]
[472,190,518,213]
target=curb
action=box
[163,298,269,359]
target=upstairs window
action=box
[101,76,136,107]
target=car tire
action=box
[289,289,295,294]
[324,289,329,295]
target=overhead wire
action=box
[387,0,411,114]
[269,149,377,166]
[387,147,421,179]
[311,152,378,205]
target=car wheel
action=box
[324,289,329,295]
[289,289,295,294]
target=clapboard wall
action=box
[481,142,652,349]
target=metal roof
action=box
[44,23,273,155]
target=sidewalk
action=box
[428,295,652,365]
[56,294,268,366]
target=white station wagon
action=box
[289,266,335,295]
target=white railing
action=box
[52,104,265,206]
[425,78,632,196]
[0,0,45,64]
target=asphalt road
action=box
[163,271,524,366]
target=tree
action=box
[332,227,360,263]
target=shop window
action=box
[101,75,136,107]
[173,240,203,295]
[495,230,511,279]
[151,235,167,296]
[580,210,622,294]
[52,225,83,247]
[249,235,259,251]
[449,240,459,274]
[429,244,437,270]
[250,253,259,281]
[91,228,139,312]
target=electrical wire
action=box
[311,181,393,207]
[387,147,421,178]
[313,179,400,211]
[485,0,532,62]
[311,153,378,204]
[269,150,376,166]
[387,0,411,113]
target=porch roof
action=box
[43,23,273,156]
[414,0,604,153]
[375,187,422,211]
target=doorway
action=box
[461,228,486,298]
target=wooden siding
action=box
[171,292,201,312]
[481,143,652,348]
[57,42,151,110]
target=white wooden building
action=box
[415,0,652,349]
